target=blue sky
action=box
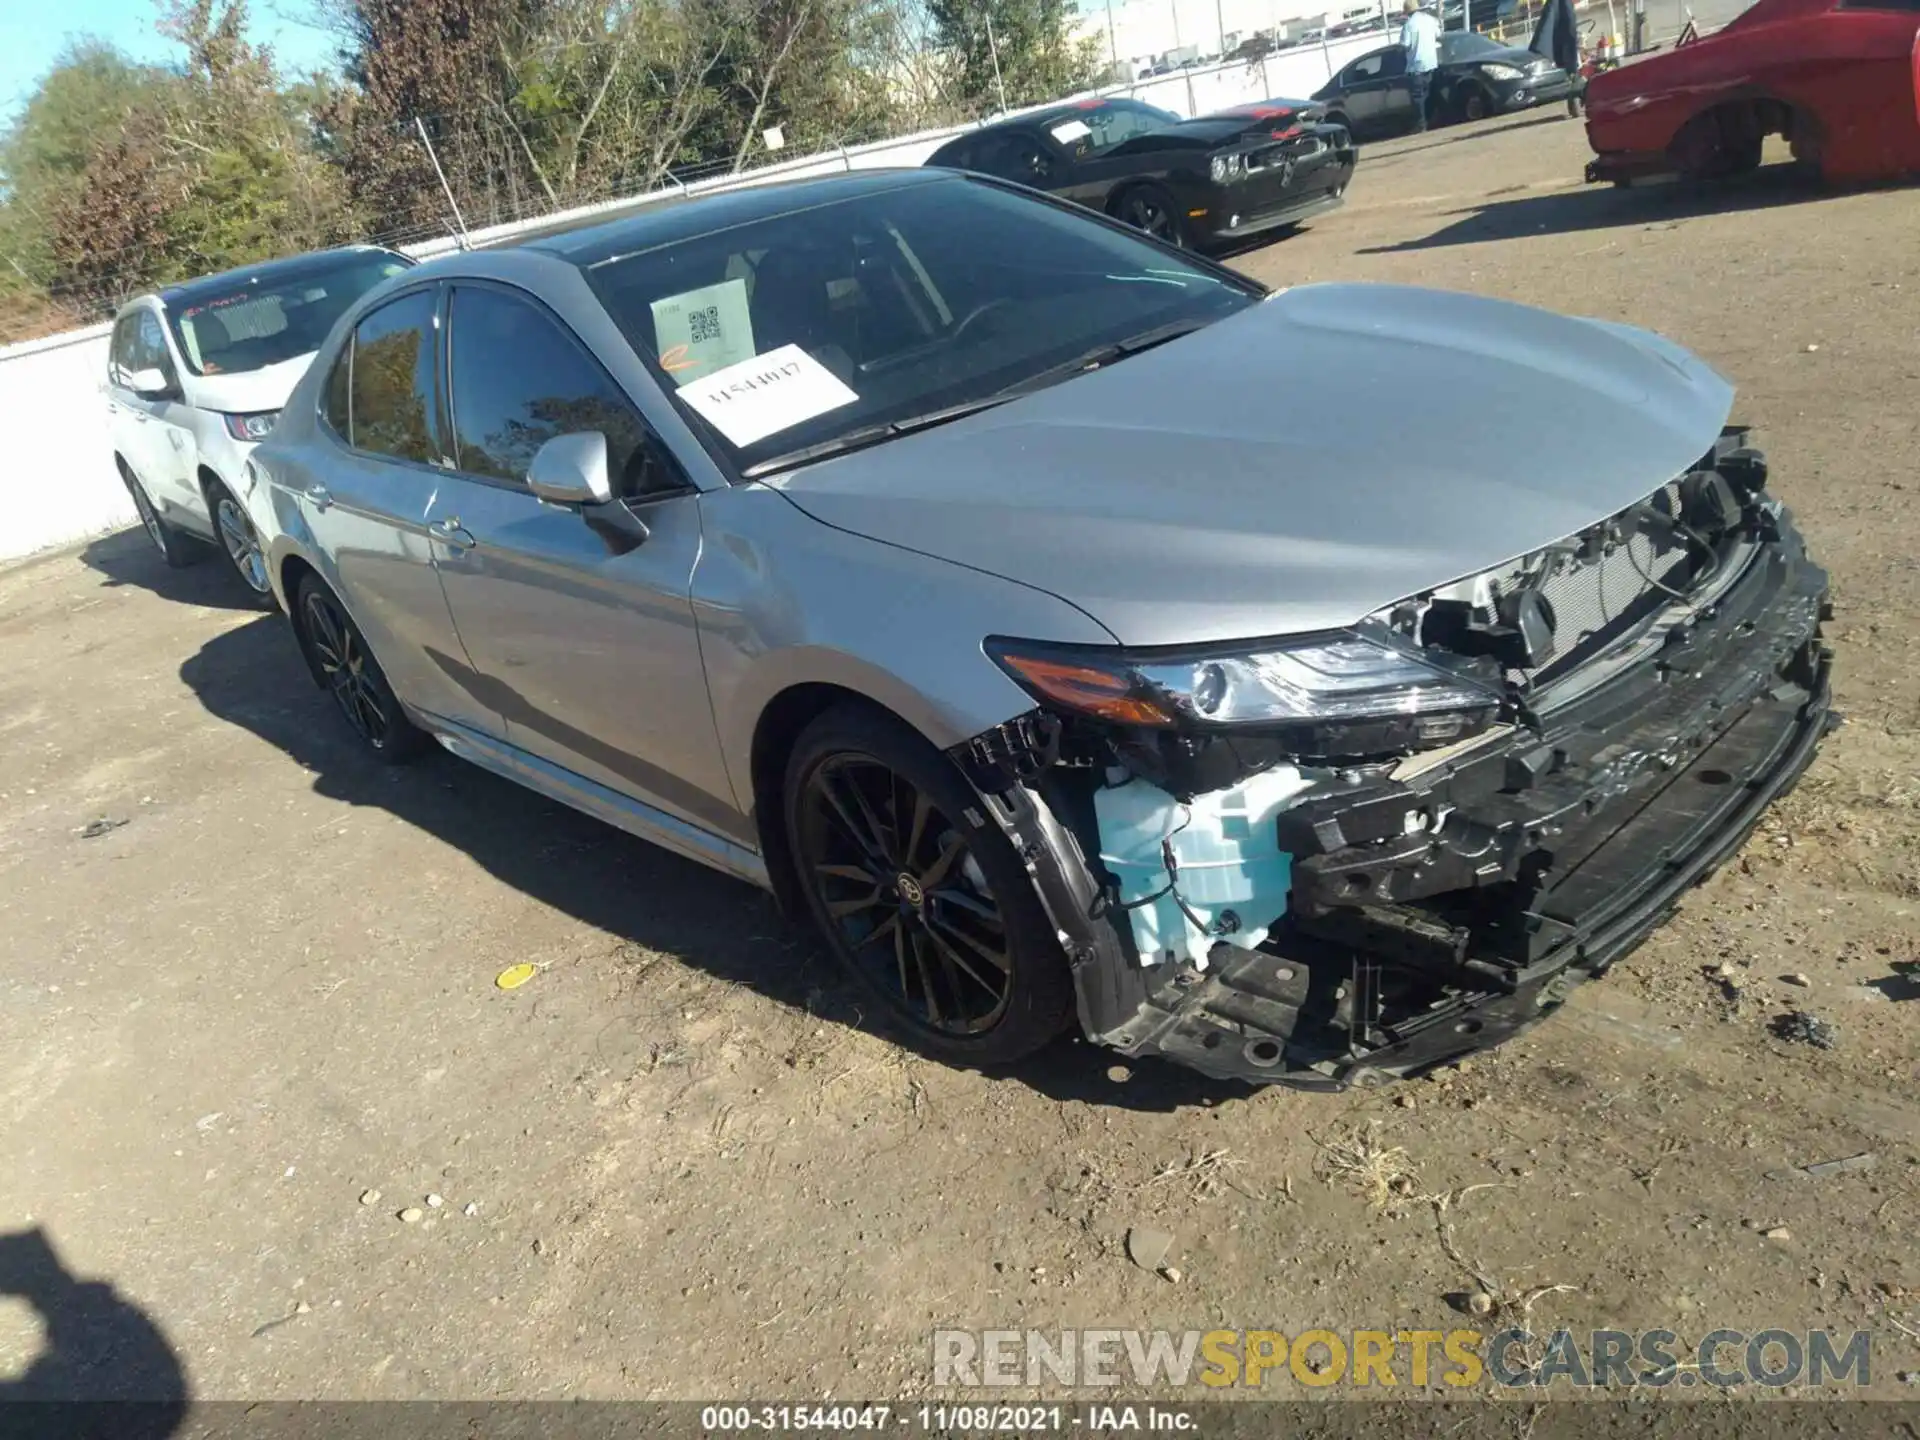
[1,0,337,124]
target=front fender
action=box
[259,462,333,619]
[689,483,1118,830]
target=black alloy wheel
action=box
[800,755,1013,1034]
[1115,186,1185,247]
[784,706,1073,1065]
[294,577,426,762]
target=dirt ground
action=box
[2,111,1918,1412]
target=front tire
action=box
[1461,86,1491,123]
[292,575,429,764]
[1113,184,1187,248]
[208,479,276,609]
[783,704,1074,1067]
[119,461,202,569]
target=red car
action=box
[1584,0,1920,185]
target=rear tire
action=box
[1674,106,1765,181]
[207,479,276,609]
[119,461,202,569]
[291,574,429,764]
[782,704,1075,1068]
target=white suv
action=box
[107,245,414,603]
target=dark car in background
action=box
[1314,32,1577,137]
[924,96,1355,249]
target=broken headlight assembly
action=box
[985,632,1503,759]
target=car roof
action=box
[512,168,956,266]
[154,245,406,311]
[939,96,1167,143]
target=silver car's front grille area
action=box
[1516,485,1694,684]
[1399,480,1731,691]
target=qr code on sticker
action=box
[689,305,722,344]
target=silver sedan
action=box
[253,168,1832,1086]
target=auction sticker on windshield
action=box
[678,344,858,448]
[1049,119,1092,145]
[651,278,756,384]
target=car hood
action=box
[1189,99,1327,136]
[770,284,1735,648]
[1206,97,1322,123]
[185,353,314,415]
[1112,119,1248,153]
[1454,45,1551,70]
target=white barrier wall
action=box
[0,323,122,562]
[0,34,1384,562]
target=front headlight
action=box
[1208,153,1246,183]
[1479,62,1525,81]
[987,634,1502,755]
[222,410,280,442]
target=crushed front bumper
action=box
[974,502,1832,1090]
[1502,73,1576,110]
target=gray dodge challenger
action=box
[250,167,1832,1088]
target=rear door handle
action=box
[305,484,333,510]
[430,517,476,552]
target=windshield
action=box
[1438,33,1504,62]
[584,177,1259,475]
[1042,99,1182,157]
[166,252,414,377]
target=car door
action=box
[425,281,738,838]
[1334,48,1402,135]
[106,312,165,499]
[1374,45,1416,130]
[144,310,214,512]
[111,308,199,517]
[304,285,504,737]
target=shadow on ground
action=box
[1354,109,1573,172]
[179,614,1249,1114]
[0,1227,186,1436]
[1361,162,1840,250]
[77,527,262,614]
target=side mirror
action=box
[127,367,172,398]
[527,431,614,507]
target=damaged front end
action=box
[952,430,1834,1088]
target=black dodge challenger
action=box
[923,96,1356,250]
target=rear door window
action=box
[1344,50,1394,82]
[345,290,441,465]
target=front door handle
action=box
[305,484,333,511]
[430,517,476,552]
